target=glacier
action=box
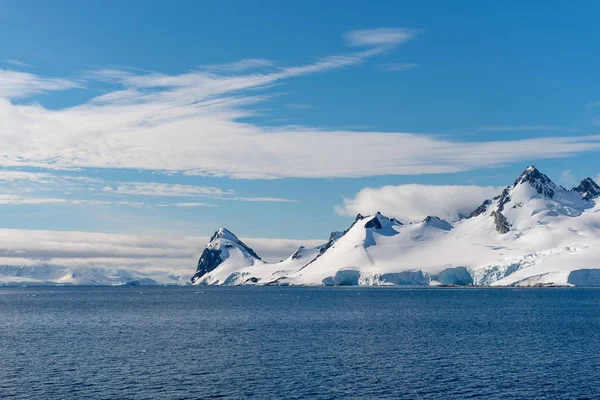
[192,166,600,287]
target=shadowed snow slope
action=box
[192,166,600,287]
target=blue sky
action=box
[1,0,600,242]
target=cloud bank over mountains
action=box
[336,184,502,221]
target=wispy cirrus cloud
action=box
[0,69,81,98]
[198,58,274,73]
[345,27,421,47]
[221,197,299,203]
[4,59,32,68]
[0,170,54,183]
[0,28,598,180]
[106,182,233,197]
[0,194,145,207]
[0,169,298,204]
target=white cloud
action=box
[335,184,502,221]
[221,197,299,203]
[105,182,297,202]
[0,170,54,183]
[199,59,274,72]
[172,202,217,207]
[2,89,599,178]
[0,194,145,207]
[345,28,420,47]
[0,194,68,205]
[0,170,297,203]
[0,69,81,98]
[109,182,232,197]
[379,62,419,71]
[0,29,598,179]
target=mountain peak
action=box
[209,228,238,243]
[573,177,600,200]
[512,165,556,198]
[191,228,262,284]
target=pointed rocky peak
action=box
[191,228,262,284]
[364,215,383,229]
[512,165,556,198]
[206,228,260,258]
[355,213,366,222]
[468,199,492,218]
[209,227,238,244]
[572,177,600,200]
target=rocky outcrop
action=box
[468,199,492,218]
[490,210,510,234]
[572,178,600,200]
[191,228,261,284]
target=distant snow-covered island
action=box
[191,166,600,287]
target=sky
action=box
[1,0,600,270]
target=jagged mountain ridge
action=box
[192,166,600,287]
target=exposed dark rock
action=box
[302,212,398,271]
[513,165,555,198]
[494,188,511,212]
[192,248,223,282]
[421,216,452,231]
[291,246,305,260]
[355,213,366,222]
[490,210,511,234]
[572,177,600,200]
[364,217,382,229]
[211,228,261,260]
[468,199,492,218]
[328,231,344,242]
[191,228,261,284]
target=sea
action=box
[1,286,599,399]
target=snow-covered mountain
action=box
[192,166,600,287]
[0,264,188,286]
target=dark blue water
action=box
[1,287,599,399]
